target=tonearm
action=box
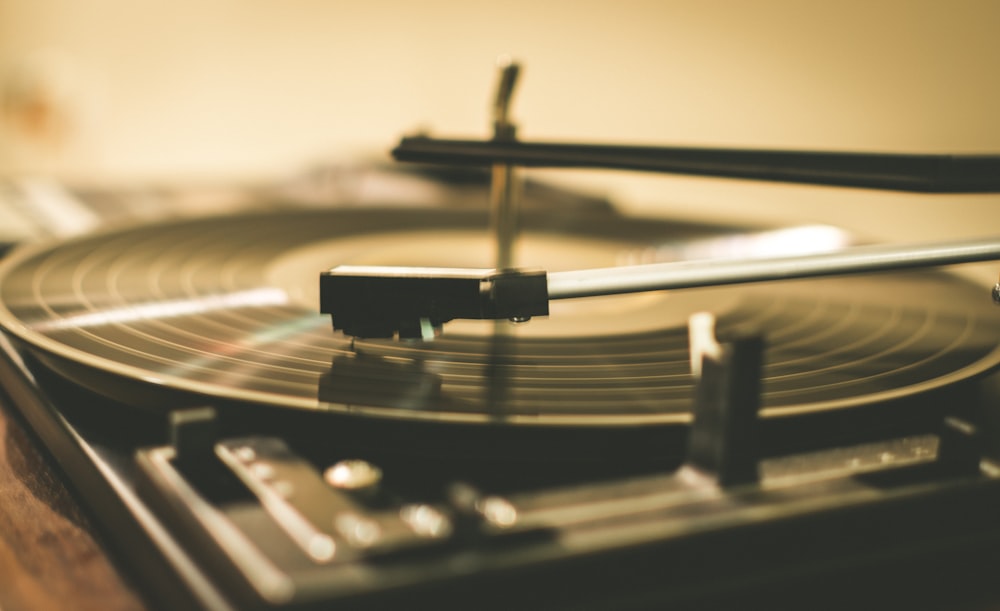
[321,60,1000,339]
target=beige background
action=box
[1,0,998,278]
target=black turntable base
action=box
[2,191,1000,611]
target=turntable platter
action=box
[1,207,998,425]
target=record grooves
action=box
[3,204,1000,611]
[1,207,998,431]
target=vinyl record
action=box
[1,207,998,426]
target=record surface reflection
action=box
[1,207,999,425]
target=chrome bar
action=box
[546,237,1000,299]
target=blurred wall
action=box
[1,0,998,265]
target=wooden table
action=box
[0,392,148,611]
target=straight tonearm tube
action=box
[320,236,1000,339]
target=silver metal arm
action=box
[547,237,1000,299]
[321,237,1000,339]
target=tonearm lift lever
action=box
[321,62,1000,339]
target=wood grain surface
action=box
[0,394,147,611]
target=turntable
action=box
[2,63,1000,610]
